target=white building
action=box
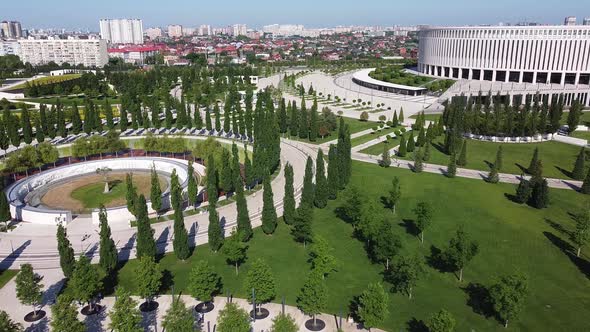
[18,38,108,67]
[145,27,163,40]
[99,19,144,44]
[564,16,577,26]
[168,25,183,38]
[183,27,196,36]
[418,25,590,106]
[232,24,247,36]
[1,21,23,39]
[198,25,211,36]
[0,40,19,56]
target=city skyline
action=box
[2,0,588,30]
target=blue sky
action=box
[3,0,587,30]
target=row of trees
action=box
[442,92,576,140]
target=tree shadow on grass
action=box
[503,192,520,203]
[544,218,571,238]
[334,206,352,224]
[543,231,590,279]
[399,219,419,237]
[515,163,529,174]
[380,196,393,210]
[484,160,494,170]
[159,269,175,294]
[406,317,428,332]
[555,166,573,179]
[426,245,449,273]
[431,142,448,156]
[462,282,495,318]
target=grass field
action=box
[23,96,120,107]
[359,130,414,156]
[351,126,401,147]
[397,137,585,180]
[42,173,165,212]
[0,269,17,290]
[7,74,82,91]
[571,131,590,141]
[94,161,590,331]
[286,117,377,145]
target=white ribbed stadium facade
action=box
[418,26,590,106]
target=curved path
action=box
[0,135,314,270]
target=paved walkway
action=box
[0,138,314,270]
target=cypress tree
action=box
[208,204,224,252]
[205,108,212,131]
[487,165,500,183]
[299,98,308,139]
[416,127,426,147]
[572,148,586,181]
[219,149,234,193]
[314,149,328,208]
[150,165,162,214]
[34,116,44,143]
[407,132,415,152]
[194,108,203,129]
[528,148,539,175]
[71,103,82,134]
[423,141,431,161]
[206,155,218,204]
[57,107,66,138]
[495,146,503,171]
[398,135,407,157]
[337,118,352,188]
[98,206,118,275]
[187,161,198,207]
[278,98,288,133]
[119,108,128,131]
[309,101,319,142]
[231,143,242,192]
[392,110,398,126]
[261,176,278,234]
[290,101,299,137]
[515,177,532,204]
[125,173,137,216]
[235,184,252,242]
[283,163,296,225]
[531,178,549,208]
[21,107,32,144]
[165,107,173,129]
[292,206,313,246]
[57,223,75,278]
[136,195,156,259]
[214,103,221,132]
[581,168,590,194]
[447,154,457,178]
[327,144,339,200]
[380,144,391,168]
[399,108,405,123]
[414,149,424,173]
[0,119,9,151]
[301,156,315,209]
[173,208,190,260]
[457,140,467,166]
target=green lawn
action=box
[94,161,590,331]
[23,96,121,107]
[0,269,17,290]
[70,180,128,210]
[399,137,585,180]
[286,117,377,144]
[7,74,81,90]
[571,131,590,141]
[351,126,401,147]
[560,111,590,126]
[359,130,413,155]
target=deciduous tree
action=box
[357,283,389,330]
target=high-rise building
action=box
[145,27,163,40]
[232,24,247,36]
[18,38,109,67]
[99,19,144,44]
[564,16,577,26]
[584,18,590,26]
[1,21,23,39]
[167,25,183,38]
[198,25,211,36]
